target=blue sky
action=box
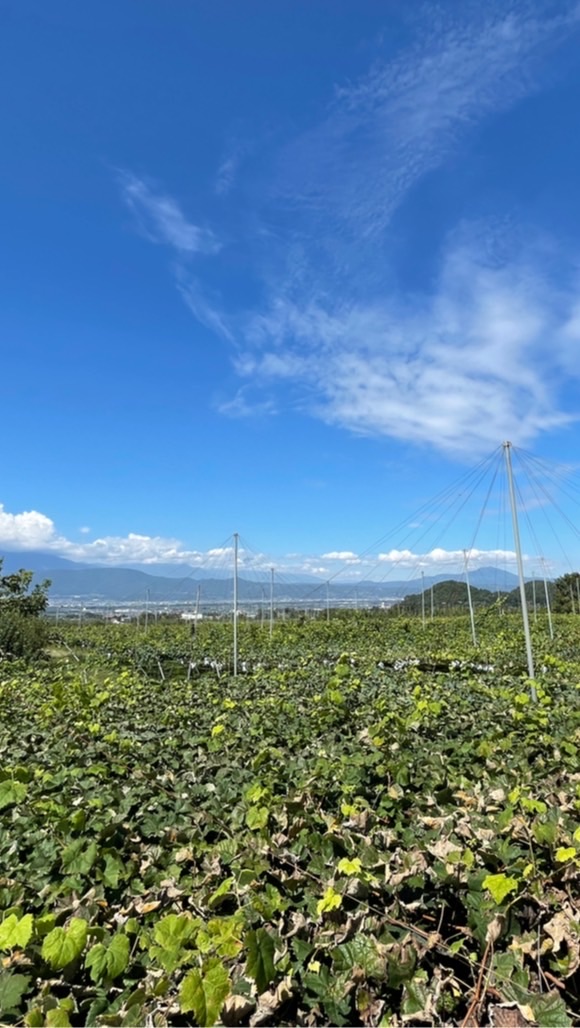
[3,0,580,580]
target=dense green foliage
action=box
[1,612,580,1025]
[0,561,50,660]
[392,578,555,615]
[553,573,580,614]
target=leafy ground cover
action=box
[1,613,580,1025]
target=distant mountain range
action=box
[0,549,527,604]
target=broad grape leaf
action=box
[85,934,130,981]
[529,991,572,1027]
[246,806,269,830]
[180,960,230,1025]
[0,913,33,950]
[46,1008,71,1027]
[0,972,30,1013]
[337,857,362,876]
[61,838,98,874]
[246,928,276,994]
[482,874,518,905]
[0,780,27,810]
[316,886,342,916]
[42,918,88,969]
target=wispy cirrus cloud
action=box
[119,170,232,341]
[120,171,220,255]
[176,273,234,342]
[274,2,579,252]
[117,2,580,456]
[214,138,249,196]
[230,1,580,453]
[240,235,578,454]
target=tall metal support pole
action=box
[576,577,580,614]
[532,573,537,623]
[233,533,239,677]
[145,588,150,631]
[541,559,554,641]
[326,581,330,622]
[269,568,274,639]
[421,571,426,629]
[503,442,537,699]
[463,549,477,646]
[430,585,434,620]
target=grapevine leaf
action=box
[482,873,518,905]
[0,972,30,1013]
[85,934,129,982]
[246,928,276,994]
[555,847,576,863]
[245,806,269,830]
[46,1008,72,1027]
[0,913,34,950]
[337,857,362,876]
[316,886,343,916]
[42,918,88,969]
[529,990,572,1026]
[179,961,230,1025]
[0,780,27,810]
[61,838,98,874]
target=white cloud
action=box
[378,547,519,568]
[120,171,220,256]
[220,3,580,448]
[321,551,359,562]
[0,505,221,567]
[276,3,579,248]
[0,505,59,550]
[177,274,234,342]
[0,503,559,576]
[214,140,248,196]
[240,237,579,454]
[118,3,580,451]
[217,388,276,419]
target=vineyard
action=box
[1,612,580,1026]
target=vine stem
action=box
[461,939,492,1028]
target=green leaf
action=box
[555,847,576,863]
[149,913,198,972]
[61,838,98,874]
[208,877,234,910]
[402,977,428,1018]
[482,873,518,905]
[42,918,88,969]
[0,913,34,950]
[245,805,269,830]
[108,935,131,978]
[337,857,362,876]
[102,853,125,888]
[46,1008,72,1027]
[0,972,30,1013]
[529,990,572,1027]
[85,934,130,982]
[179,961,230,1025]
[0,780,27,810]
[333,936,385,979]
[316,886,342,916]
[533,820,558,846]
[153,913,197,950]
[245,928,276,994]
[24,1009,44,1027]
